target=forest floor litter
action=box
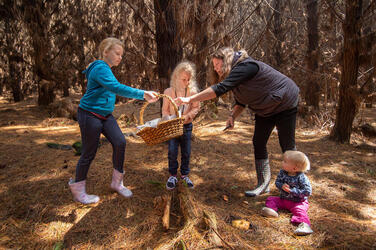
[0,95,375,249]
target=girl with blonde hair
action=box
[68,37,159,204]
[162,60,200,190]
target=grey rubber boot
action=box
[245,159,271,197]
[110,169,133,198]
[69,179,100,204]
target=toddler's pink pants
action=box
[265,196,310,225]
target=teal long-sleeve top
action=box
[79,60,144,116]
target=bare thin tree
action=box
[304,0,320,109]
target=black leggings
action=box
[252,107,297,160]
[75,108,126,182]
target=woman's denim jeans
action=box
[75,108,126,182]
[168,123,193,176]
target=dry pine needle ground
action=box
[0,96,375,249]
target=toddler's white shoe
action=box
[261,207,279,217]
[294,222,313,236]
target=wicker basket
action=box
[136,94,184,146]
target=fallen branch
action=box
[162,194,172,230]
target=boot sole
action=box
[73,198,100,205]
[166,186,176,190]
[245,189,269,197]
[110,188,133,198]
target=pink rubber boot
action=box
[110,169,133,198]
[69,179,100,204]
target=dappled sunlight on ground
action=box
[0,96,375,248]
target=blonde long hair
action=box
[170,60,198,93]
[209,47,249,84]
[98,37,124,59]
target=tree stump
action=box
[38,79,56,106]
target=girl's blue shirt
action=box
[79,60,144,116]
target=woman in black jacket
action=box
[175,47,300,197]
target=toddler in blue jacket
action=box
[261,150,313,236]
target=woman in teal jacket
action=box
[69,37,158,204]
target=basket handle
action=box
[139,94,180,125]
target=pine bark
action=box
[304,0,320,109]
[330,0,363,143]
[3,0,24,102]
[23,0,57,105]
[154,0,182,94]
[273,0,283,69]
[191,1,210,89]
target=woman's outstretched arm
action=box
[175,87,216,105]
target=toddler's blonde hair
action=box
[98,37,124,59]
[170,60,198,93]
[283,150,310,172]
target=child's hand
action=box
[183,114,193,124]
[144,91,159,103]
[175,97,190,106]
[282,184,291,193]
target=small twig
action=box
[210,227,235,250]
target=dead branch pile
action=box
[153,183,232,249]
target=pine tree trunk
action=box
[192,0,210,89]
[77,5,87,95]
[6,43,24,102]
[4,2,24,102]
[330,0,362,143]
[23,0,56,105]
[328,10,338,104]
[8,58,24,102]
[38,80,56,106]
[304,0,320,109]
[273,0,283,69]
[0,79,3,95]
[154,0,182,94]
[63,85,70,97]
